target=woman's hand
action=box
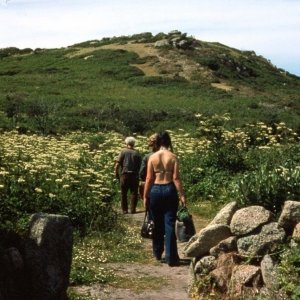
[180,195,187,207]
[143,197,149,209]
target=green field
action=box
[0,31,299,134]
[0,32,299,299]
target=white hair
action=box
[125,136,136,146]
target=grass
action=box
[0,32,299,134]
[68,209,171,299]
[70,218,149,284]
[0,31,299,299]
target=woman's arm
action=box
[173,157,187,206]
[143,157,154,209]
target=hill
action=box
[0,30,299,134]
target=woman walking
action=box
[143,131,187,266]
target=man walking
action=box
[115,137,142,214]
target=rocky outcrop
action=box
[186,201,299,299]
[0,213,73,300]
[154,30,195,50]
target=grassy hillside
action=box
[0,30,299,134]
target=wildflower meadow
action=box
[0,114,299,235]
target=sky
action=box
[0,0,300,76]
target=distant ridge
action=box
[0,30,299,134]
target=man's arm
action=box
[139,155,148,181]
[114,161,120,180]
[114,151,123,180]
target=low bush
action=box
[0,131,122,234]
[278,241,300,299]
[231,164,300,214]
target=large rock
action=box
[210,252,240,292]
[209,236,237,257]
[25,213,73,300]
[209,201,237,226]
[290,222,300,248]
[0,247,25,300]
[229,265,261,299]
[184,224,231,258]
[278,200,300,233]
[258,287,290,300]
[177,39,190,49]
[292,222,300,238]
[194,255,216,274]
[154,39,170,48]
[260,254,279,290]
[230,206,271,236]
[237,222,285,257]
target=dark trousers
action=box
[149,182,179,264]
[120,173,139,213]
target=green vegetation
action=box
[278,240,300,299]
[0,31,299,134]
[0,31,299,298]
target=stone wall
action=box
[0,213,73,300]
[185,200,300,299]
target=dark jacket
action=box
[117,148,142,176]
[139,152,153,181]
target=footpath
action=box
[75,208,208,300]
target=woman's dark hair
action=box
[157,131,173,152]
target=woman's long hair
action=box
[157,131,173,152]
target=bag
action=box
[176,206,196,242]
[176,216,196,242]
[177,206,190,222]
[141,211,155,239]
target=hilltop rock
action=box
[154,39,170,48]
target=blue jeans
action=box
[149,182,179,264]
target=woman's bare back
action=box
[150,149,178,184]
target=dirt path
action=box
[74,209,208,300]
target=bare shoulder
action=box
[170,152,178,161]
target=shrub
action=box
[278,241,300,299]
[231,164,300,214]
[0,132,121,235]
